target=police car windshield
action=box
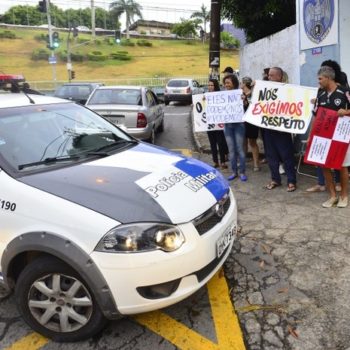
[0,103,135,172]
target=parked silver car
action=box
[86,86,164,143]
[164,78,204,105]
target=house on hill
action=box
[128,20,173,36]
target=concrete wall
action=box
[339,0,350,79]
[239,25,300,84]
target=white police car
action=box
[0,92,237,342]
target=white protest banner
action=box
[192,93,225,132]
[243,80,317,134]
[205,89,244,124]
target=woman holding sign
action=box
[241,76,261,172]
[206,79,229,169]
[223,74,247,182]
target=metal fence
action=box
[29,76,210,93]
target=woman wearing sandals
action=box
[206,79,228,169]
[223,74,247,182]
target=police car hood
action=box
[20,143,229,224]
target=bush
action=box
[71,52,85,62]
[103,37,114,45]
[34,33,47,42]
[110,51,132,61]
[59,51,85,62]
[31,48,50,61]
[121,39,135,47]
[137,39,152,47]
[0,30,17,39]
[87,51,108,61]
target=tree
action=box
[220,31,240,49]
[171,19,200,39]
[109,0,142,38]
[190,4,210,35]
[221,0,296,43]
[2,5,42,26]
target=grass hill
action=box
[0,27,239,86]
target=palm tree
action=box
[190,4,210,36]
[109,0,142,39]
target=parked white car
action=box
[86,86,164,144]
[0,92,237,342]
[164,78,204,105]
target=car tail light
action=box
[137,113,147,128]
[186,87,191,93]
[165,88,168,94]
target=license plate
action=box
[107,117,124,125]
[172,89,180,93]
[216,226,234,258]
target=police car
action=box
[0,91,237,342]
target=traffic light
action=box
[38,0,47,13]
[52,32,60,49]
[115,29,121,44]
[71,71,76,80]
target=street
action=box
[1,103,350,350]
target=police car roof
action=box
[0,93,70,109]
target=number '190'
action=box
[0,199,16,211]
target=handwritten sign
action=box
[204,90,244,124]
[304,107,350,169]
[244,80,317,134]
[192,94,226,132]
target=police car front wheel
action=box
[15,256,107,342]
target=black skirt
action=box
[245,122,259,139]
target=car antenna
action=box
[11,80,35,104]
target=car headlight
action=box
[95,223,185,253]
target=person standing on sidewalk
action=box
[241,76,260,171]
[313,66,350,208]
[264,67,297,192]
[206,79,228,169]
[223,74,247,182]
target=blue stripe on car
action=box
[174,158,229,201]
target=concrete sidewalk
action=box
[191,122,350,349]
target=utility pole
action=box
[45,0,57,82]
[209,0,221,81]
[91,0,96,40]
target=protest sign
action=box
[304,107,350,169]
[244,80,317,134]
[192,93,226,132]
[204,90,244,124]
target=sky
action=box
[0,0,212,25]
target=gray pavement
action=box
[193,128,350,349]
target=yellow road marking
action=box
[3,333,48,350]
[135,270,246,350]
[208,272,246,350]
[172,148,193,157]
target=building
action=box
[128,20,173,36]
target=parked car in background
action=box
[54,82,104,105]
[86,86,164,144]
[164,78,204,105]
[151,86,165,103]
